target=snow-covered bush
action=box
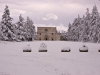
[23,45,31,52]
[61,47,71,52]
[79,45,88,52]
[39,43,47,52]
[60,31,68,41]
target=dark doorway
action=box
[45,38,48,40]
[45,35,48,41]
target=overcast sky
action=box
[0,0,100,32]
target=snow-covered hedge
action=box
[79,45,88,52]
[61,47,71,52]
[39,43,47,52]
[23,45,31,52]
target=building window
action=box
[40,33,41,35]
[52,37,53,41]
[39,38,41,40]
[46,38,48,40]
[45,29,48,32]
[52,33,53,35]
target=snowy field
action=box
[0,41,100,75]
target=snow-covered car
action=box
[39,43,47,52]
[23,45,31,52]
[61,47,71,52]
[79,45,88,52]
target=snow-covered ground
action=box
[0,41,100,75]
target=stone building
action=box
[37,27,61,41]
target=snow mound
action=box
[39,43,47,52]
[79,45,88,52]
[61,47,71,52]
[23,44,31,52]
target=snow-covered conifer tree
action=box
[66,5,100,43]
[89,5,99,42]
[25,16,35,41]
[1,5,15,41]
[16,14,26,41]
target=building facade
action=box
[37,27,61,41]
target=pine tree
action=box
[66,5,100,43]
[81,8,91,42]
[0,5,36,42]
[25,17,35,41]
[67,14,82,41]
[16,14,26,41]
[90,5,99,42]
[1,5,15,41]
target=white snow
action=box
[0,41,100,75]
[23,44,31,51]
[62,47,70,51]
[79,45,88,51]
[39,43,47,50]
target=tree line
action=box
[66,5,100,43]
[0,5,36,41]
